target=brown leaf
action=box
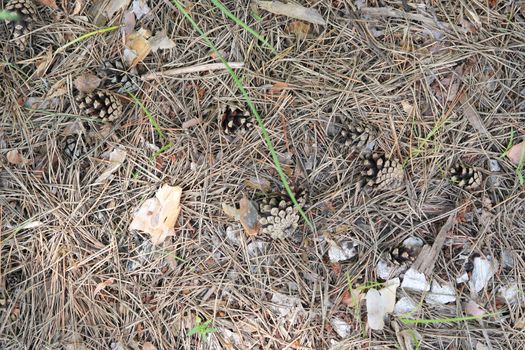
[464,300,485,317]
[149,31,176,52]
[460,95,488,135]
[287,20,310,40]
[142,342,157,350]
[105,0,131,18]
[125,29,152,67]
[121,10,136,37]
[181,118,202,129]
[507,141,525,166]
[74,73,101,93]
[269,81,289,96]
[45,79,68,99]
[72,0,83,15]
[222,203,240,221]
[7,150,31,166]
[239,195,259,236]
[34,46,54,78]
[36,0,59,10]
[94,278,114,296]
[129,185,183,245]
[244,177,271,192]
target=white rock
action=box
[456,272,470,284]
[328,240,358,262]
[366,278,400,330]
[425,281,456,304]
[377,259,395,280]
[401,268,430,292]
[499,283,520,305]
[470,257,498,293]
[330,317,351,338]
[393,297,418,317]
[402,236,424,248]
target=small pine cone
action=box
[221,105,254,136]
[389,246,418,265]
[97,60,139,93]
[75,91,123,122]
[63,134,85,161]
[4,0,38,51]
[258,189,306,240]
[340,123,374,152]
[450,164,482,191]
[361,153,404,190]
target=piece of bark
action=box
[412,213,456,275]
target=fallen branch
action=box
[142,62,244,81]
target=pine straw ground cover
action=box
[1,0,525,349]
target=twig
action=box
[142,62,244,81]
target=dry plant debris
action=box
[450,163,483,191]
[129,184,182,245]
[75,90,123,122]
[4,0,37,51]
[1,0,525,349]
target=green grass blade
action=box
[399,312,498,324]
[56,25,120,53]
[210,0,276,53]
[127,91,167,140]
[0,10,18,21]
[171,0,313,229]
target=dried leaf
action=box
[72,0,83,15]
[94,146,127,183]
[149,31,176,52]
[125,29,152,67]
[507,141,525,165]
[286,20,310,40]
[181,117,202,129]
[464,299,486,317]
[129,184,183,245]
[94,278,114,296]
[34,46,53,78]
[74,73,101,93]
[142,342,157,350]
[121,10,136,37]
[222,203,240,221]
[239,195,259,236]
[7,150,30,166]
[460,96,488,135]
[244,177,271,191]
[470,256,497,293]
[36,0,59,10]
[45,79,68,99]
[269,81,289,95]
[105,0,131,18]
[366,278,400,330]
[401,100,414,115]
[256,0,326,25]
[132,0,151,19]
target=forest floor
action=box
[1,1,525,349]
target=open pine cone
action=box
[340,123,375,152]
[4,0,38,51]
[220,105,254,136]
[449,164,482,191]
[360,153,404,190]
[75,91,123,122]
[258,189,306,240]
[97,60,139,93]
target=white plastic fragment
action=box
[425,281,456,305]
[456,272,470,284]
[366,278,400,330]
[393,297,418,317]
[331,317,352,338]
[470,257,498,293]
[401,268,430,292]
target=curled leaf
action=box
[508,141,525,165]
[94,146,127,183]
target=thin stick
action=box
[142,62,245,81]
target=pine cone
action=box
[361,153,404,190]
[75,91,123,122]
[389,246,418,265]
[97,60,139,93]
[221,105,254,136]
[450,164,482,191]
[4,0,37,51]
[340,123,374,152]
[258,190,306,240]
[63,134,85,161]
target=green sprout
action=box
[188,316,218,342]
